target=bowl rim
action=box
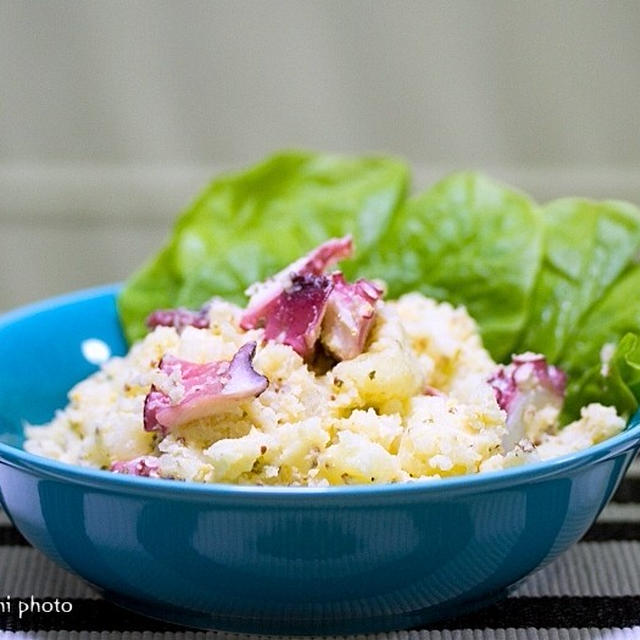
[1,284,640,501]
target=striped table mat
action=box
[3,463,640,640]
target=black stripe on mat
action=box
[582,521,640,542]
[0,598,185,632]
[1,596,640,632]
[423,595,640,631]
[0,526,27,546]
[613,477,640,504]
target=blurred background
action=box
[2,0,640,310]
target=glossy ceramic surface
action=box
[0,286,639,635]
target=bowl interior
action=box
[0,285,126,448]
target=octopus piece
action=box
[262,273,335,361]
[240,236,353,331]
[144,342,268,434]
[488,352,566,451]
[146,304,211,332]
[110,455,160,477]
[321,273,384,361]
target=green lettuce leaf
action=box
[517,198,640,361]
[561,332,640,423]
[561,266,640,378]
[361,172,544,361]
[118,151,409,343]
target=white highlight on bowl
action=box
[81,339,111,365]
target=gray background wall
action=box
[2,1,640,310]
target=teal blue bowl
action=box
[0,285,639,635]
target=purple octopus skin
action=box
[488,352,567,450]
[146,305,211,332]
[143,341,268,434]
[240,236,353,331]
[262,273,335,361]
[488,353,566,413]
[143,386,174,436]
[321,273,383,361]
[110,456,160,477]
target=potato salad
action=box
[25,237,625,485]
